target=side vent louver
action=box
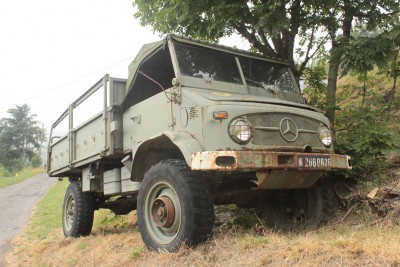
[189,106,198,120]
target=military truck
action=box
[47,34,351,252]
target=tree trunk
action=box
[22,139,26,168]
[326,46,340,127]
[387,49,399,114]
[325,0,353,128]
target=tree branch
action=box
[299,33,330,74]
[257,29,274,51]
[233,22,277,57]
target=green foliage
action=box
[30,154,42,168]
[93,210,132,231]
[0,165,10,177]
[0,104,46,172]
[132,0,339,80]
[133,0,398,126]
[302,61,328,112]
[341,30,399,77]
[335,108,397,182]
[233,209,260,229]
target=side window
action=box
[124,48,174,108]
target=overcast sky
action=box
[0,0,160,129]
[0,0,248,131]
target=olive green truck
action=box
[47,34,351,252]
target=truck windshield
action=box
[239,57,297,94]
[174,43,298,95]
[175,43,242,84]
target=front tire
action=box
[137,160,215,252]
[258,182,323,232]
[62,181,96,237]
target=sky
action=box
[0,0,161,130]
[0,0,249,133]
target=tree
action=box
[133,0,325,84]
[319,0,399,124]
[133,0,399,125]
[0,104,45,172]
[340,31,395,108]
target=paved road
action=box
[0,173,57,267]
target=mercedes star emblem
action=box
[279,118,298,142]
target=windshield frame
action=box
[169,38,303,103]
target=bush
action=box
[30,154,42,168]
[335,107,397,182]
[0,166,11,177]
[8,158,25,175]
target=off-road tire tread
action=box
[318,174,339,221]
[63,181,96,237]
[259,182,323,232]
[138,159,215,251]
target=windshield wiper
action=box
[244,77,277,94]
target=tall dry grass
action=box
[6,207,400,267]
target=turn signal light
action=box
[213,111,228,120]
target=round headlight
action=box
[228,117,252,144]
[318,125,332,147]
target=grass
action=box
[7,196,400,266]
[5,178,400,266]
[23,179,68,240]
[0,167,44,188]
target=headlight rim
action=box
[228,117,253,145]
[318,125,332,148]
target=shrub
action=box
[30,154,42,168]
[0,166,11,177]
[335,107,397,182]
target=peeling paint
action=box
[191,151,352,171]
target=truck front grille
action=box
[246,113,323,149]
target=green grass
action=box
[23,179,68,240]
[0,168,44,188]
[130,246,145,259]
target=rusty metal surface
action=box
[191,151,351,171]
[253,170,321,189]
[152,196,175,228]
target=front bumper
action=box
[191,151,352,171]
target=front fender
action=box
[130,131,203,181]
[162,131,203,166]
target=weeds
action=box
[0,167,43,188]
[130,246,145,259]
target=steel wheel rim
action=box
[64,194,75,232]
[144,181,181,245]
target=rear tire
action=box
[62,181,96,237]
[137,159,215,252]
[258,182,323,232]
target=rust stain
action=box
[191,151,351,171]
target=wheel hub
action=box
[151,196,175,228]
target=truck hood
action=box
[184,88,318,112]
